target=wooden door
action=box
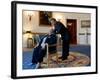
[67,19,77,44]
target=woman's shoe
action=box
[35,63,40,69]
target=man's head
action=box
[49,18,57,26]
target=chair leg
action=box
[47,53,58,67]
[47,55,49,67]
[46,44,50,67]
[56,53,58,63]
[47,54,50,67]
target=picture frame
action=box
[81,20,91,28]
[11,1,98,79]
[39,11,52,26]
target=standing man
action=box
[50,18,70,61]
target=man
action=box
[50,18,70,61]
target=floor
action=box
[22,45,91,69]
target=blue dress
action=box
[32,34,57,64]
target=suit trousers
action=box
[62,40,70,60]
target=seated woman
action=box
[31,29,57,69]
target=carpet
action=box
[40,52,90,68]
[23,45,90,69]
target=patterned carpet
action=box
[40,52,90,68]
[23,45,90,69]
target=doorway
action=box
[67,19,77,44]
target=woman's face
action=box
[48,27,54,35]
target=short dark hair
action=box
[49,18,56,22]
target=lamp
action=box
[28,14,32,21]
[25,31,32,38]
[25,11,35,22]
[25,31,33,48]
[25,31,32,34]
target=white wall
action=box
[23,11,51,47]
[23,11,91,47]
[23,11,50,33]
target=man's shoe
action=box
[62,56,68,60]
[59,56,68,60]
[58,56,62,59]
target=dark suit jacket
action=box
[53,21,70,41]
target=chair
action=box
[46,34,61,67]
[33,34,61,67]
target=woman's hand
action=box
[52,26,55,30]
